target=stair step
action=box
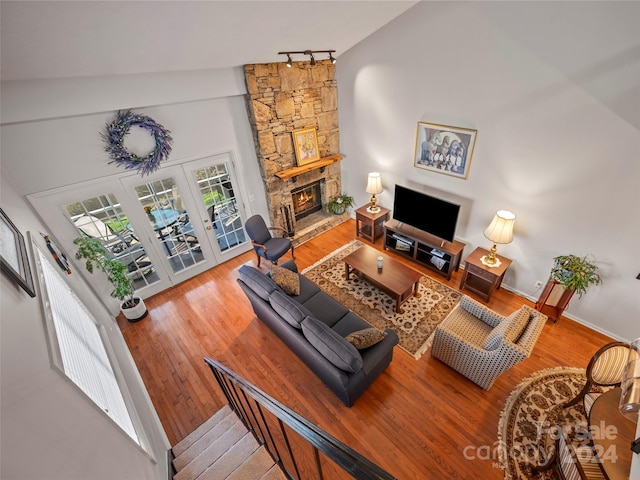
[173,412,242,471]
[196,432,260,480]
[173,405,233,456]
[173,420,247,480]
[226,447,277,480]
[260,464,288,480]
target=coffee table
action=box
[344,245,422,313]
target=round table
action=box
[589,387,637,480]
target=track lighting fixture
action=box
[278,50,336,66]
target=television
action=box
[392,185,460,242]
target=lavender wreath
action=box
[102,110,173,176]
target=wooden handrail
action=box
[204,356,396,480]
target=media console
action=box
[383,219,465,281]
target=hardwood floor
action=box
[117,219,613,479]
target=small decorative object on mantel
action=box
[413,122,477,179]
[324,193,355,215]
[102,110,173,176]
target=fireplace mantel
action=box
[274,154,343,182]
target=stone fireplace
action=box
[244,60,348,245]
[291,179,324,221]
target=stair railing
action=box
[204,356,396,480]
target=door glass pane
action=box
[193,163,246,252]
[133,177,204,273]
[64,194,158,289]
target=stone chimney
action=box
[244,60,347,244]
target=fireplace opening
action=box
[291,180,324,221]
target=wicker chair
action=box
[563,341,631,415]
[431,296,546,390]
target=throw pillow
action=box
[513,313,535,344]
[504,307,531,344]
[345,328,387,349]
[238,265,279,300]
[270,265,300,296]
[269,290,309,329]
[301,317,363,373]
[483,306,529,351]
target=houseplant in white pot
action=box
[73,236,148,321]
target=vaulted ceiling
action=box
[0,1,418,82]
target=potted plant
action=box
[550,254,602,298]
[73,236,147,321]
[324,193,355,215]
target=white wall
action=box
[0,67,267,478]
[0,177,170,479]
[337,1,640,341]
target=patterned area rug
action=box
[301,240,461,359]
[497,367,588,479]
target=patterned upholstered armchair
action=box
[431,296,546,390]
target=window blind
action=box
[36,248,139,444]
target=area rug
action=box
[301,240,461,359]
[497,367,588,480]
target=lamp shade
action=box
[483,210,515,244]
[366,172,383,195]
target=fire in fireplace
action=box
[291,180,324,221]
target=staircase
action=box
[172,405,286,480]
[173,357,396,480]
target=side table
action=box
[460,247,512,301]
[355,204,390,243]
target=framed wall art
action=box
[292,127,320,166]
[0,208,36,297]
[414,122,477,179]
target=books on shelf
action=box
[430,248,446,258]
[392,233,413,244]
[395,239,411,252]
[430,255,447,270]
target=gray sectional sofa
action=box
[237,260,399,407]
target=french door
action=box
[30,152,251,302]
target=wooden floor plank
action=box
[117,219,613,479]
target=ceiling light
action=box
[278,50,336,66]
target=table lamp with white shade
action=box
[366,172,383,213]
[481,210,515,268]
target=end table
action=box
[460,247,512,301]
[355,204,390,243]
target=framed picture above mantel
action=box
[292,127,320,167]
[414,122,477,180]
